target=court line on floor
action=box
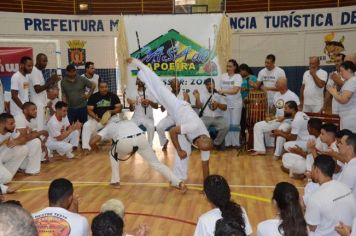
[80,211,197,226]
[12,180,305,189]
[14,182,272,203]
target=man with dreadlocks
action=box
[89,118,186,192]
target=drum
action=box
[246,90,267,149]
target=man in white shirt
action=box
[82,61,99,93]
[194,78,228,149]
[305,155,356,235]
[15,102,48,174]
[29,53,60,130]
[156,78,190,151]
[45,86,60,124]
[32,178,89,236]
[127,58,213,183]
[0,113,28,194]
[337,133,356,198]
[271,101,309,160]
[255,54,286,107]
[282,118,323,177]
[252,77,300,157]
[300,56,328,112]
[323,53,345,114]
[89,119,187,192]
[128,77,158,146]
[10,56,33,116]
[46,101,81,159]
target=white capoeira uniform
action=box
[327,71,344,114]
[257,66,286,107]
[29,66,47,130]
[82,73,99,93]
[156,91,185,147]
[46,114,79,158]
[0,131,28,193]
[338,76,356,133]
[97,120,181,186]
[10,71,30,116]
[14,112,42,174]
[219,73,243,147]
[282,136,328,175]
[253,89,299,155]
[130,89,156,146]
[130,59,210,181]
[302,68,328,113]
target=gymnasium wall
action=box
[0,6,355,95]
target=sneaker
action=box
[66,152,74,159]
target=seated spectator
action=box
[305,155,356,235]
[46,101,81,159]
[0,113,28,194]
[194,175,252,236]
[193,78,228,150]
[257,182,308,236]
[0,203,38,236]
[337,133,356,198]
[282,118,323,177]
[32,178,89,236]
[251,77,300,158]
[92,211,124,236]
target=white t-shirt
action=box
[82,73,99,93]
[0,80,4,113]
[257,219,283,236]
[0,131,19,153]
[32,207,89,236]
[194,207,253,236]
[305,180,356,236]
[98,120,143,141]
[29,66,47,106]
[200,90,226,118]
[10,71,30,116]
[327,71,344,114]
[47,115,70,141]
[132,89,156,120]
[338,76,356,114]
[219,73,242,108]
[15,112,37,131]
[291,111,309,141]
[337,158,356,199]
[257,66,286,105]
[273,90,300,117]
[302,69,328,106]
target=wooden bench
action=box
[305,112,341,128]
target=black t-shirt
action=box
[87,92,120,118]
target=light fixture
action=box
[79,3,88,11]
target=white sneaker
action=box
[66,152,74,159]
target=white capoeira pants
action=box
[0,145,28,185]
[253,120,291,156]
[132,116,155,146]
[156,115,175,146]
[109,134,181,186]
[34,105,46,131]
[224,107,242,147]
[282,140,309,175]
[303,104,323,113]
[46,130,80,158]
[19,138,42,174]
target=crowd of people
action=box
[0,51,356,235]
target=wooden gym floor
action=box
[3,136,305,236]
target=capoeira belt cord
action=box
[199,95,213,117]
[110,139,139,162]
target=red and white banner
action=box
[0,47,33,90]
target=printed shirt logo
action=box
[275,98,285,109]
[34,215,71,236]
[96,98,111,108]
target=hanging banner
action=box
[0,47,33,90]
